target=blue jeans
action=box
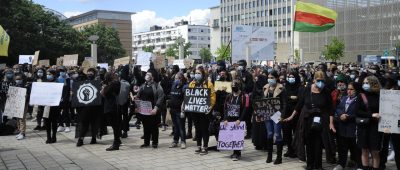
[171,110,186,143]
[265,119,283,142]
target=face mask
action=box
[334,75,338,80]
[268,79,277,86]
[287,78,296,84]
[238,66,244,71]
[16,80,23,85]
[232,86,239,92]
[6,73,13,80]
[145,75,152,82]
[60,72,66,77]
[268,69,273,73]
[195,73,202,81]
[37,72,43,77]
[337,85,346,91]
[72,73,79,79]
[174,80,181,85]
[316,81,325,89]
[47,75,54,81]
[369,69,376,74]
[362,84,371,92]
[350,75,355,79]
[190,73,195,78]
[87,74,95,80]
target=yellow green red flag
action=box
[294,1,337,32]
[0,25,10,57]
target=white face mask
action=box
[145,75,152,82]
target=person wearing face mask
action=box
[135,71,165,149]
[32,68,46,131]
[262,71,287,165]
[168,72,188,149]
[349,70,359,82]
[223,80,249,161]
[185,69,196,139]
[12,74,31,140]
[0,70,16,123]
[55,66,72,133]
[44,69,63,144]
[185,66,216,155]
[284,71,333,170]
[356,76,382,170]
[236,60,254,139]
[118,65,132,138]
[251,70,268,151]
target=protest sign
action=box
[183,88,211,113]
[56,57,63,66]
[379,90,400,134]
[214,81,232,93]
[113,57,130,67]
[0,25,10,56]
[71,80,102,107]
[134,100,153,115]
[137,52,152,71]
[0,63,6,70]
[226,104,240,117]
[217,122,246,150]
[153,55,165,69]
[29,82,64,106]
[63,54,78,66]
[167,57,175,65]
[33,51,40,65]
[173,59,185,69]
[97,63,108,70]
[3,87,27,118]
[184,58,194,68]
[39,59,50,67]
[253,98,281,119]
[19,55,34,64]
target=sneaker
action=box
[33,126,41,130]
[31,117,37,122]
[169,142,178,148]
[388,150,395,161]
[57,126,65,132]
[15,133,22,138]
[195,147,201,154]
[162,125,167,131]
[333,165,343,170]
[232,154,239,161]
[200,147,208,155]
[64,127,71,133]
[140,144,149,148]
[16,134,25,140]
[180,142,186,149]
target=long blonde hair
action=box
[365,76,381,93]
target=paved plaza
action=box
[0,121,397,170]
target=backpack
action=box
[117,80,130,105]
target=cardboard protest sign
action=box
[63,54,78,66]
[29,82,64,106]
[113,57,130,67]
[217,122,246,150]
[19,55,34,64]
[214,81,232,93]
[56,57,63,66]
[33,51,40,65]
[184,58,194,68]
[167,57,175,66]
[134,100,153,115]
[379,90,400,134]
[153,55,165,69]
[81,60,91,74]
[173,59,185,69]
[253,98,281,119]
[71,80,102,107]
[137,52,152,71]
[183,88,211,113]
[3,87,27,118]
[39,59,50,67]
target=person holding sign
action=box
[262,71,286,165]
[0,69,16,123]
[356,76,382,170]
[44,69,63,144]
[223,80,249,161]
[32,68,46,131]
[12,74,31,140]
[186,65,216,155]
[135,71,164,149]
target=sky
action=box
[33,0,218,33]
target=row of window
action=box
[188,36,211,41]
[222,5,292,18]
[221,30,291,42]
[221,0,290,11]
[220,18,292,32]
[222,8,291,22]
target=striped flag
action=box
[0,25,10,57]
[294,1,337,32]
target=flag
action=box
[0,25,10,57]
[294,1,337,32]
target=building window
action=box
[288,6,291,13]
[278,8,281,15]
[283,7,286,14]
[283,19,286,26]
[288,31,291,37]
[188,29,191,32]
[288,18,291,25]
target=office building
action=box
[210,6,222,57]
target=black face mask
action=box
[87,75,95,80]
[232,86,239,92]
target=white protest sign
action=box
[29,82,64,106]
[217,122,246,150]
[137,52,152,71]
[98,63,109,70]
[271,111,282,124]
[63,54,79,66]
[379,90,400,134]
[134,100,153,115]
[33,51,40,66]
[3,87,27,118]
[19,55,34,64]
[173,59,185,69]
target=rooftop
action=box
[66,10,135,22]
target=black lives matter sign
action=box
[253,98,281,118]
[71,80,102,107]
[183,88,211,113]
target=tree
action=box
[322,37,345,62]
[199,47,212,64]
[215,44,231,61]
[165,46,176,58]
[143,45,154,53]
[171,38,192,58]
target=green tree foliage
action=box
[165,47,176,58]
[215,44,231,61]
[171,38,192,58]
[143,45,155,53]
[322,37,345,62]
[199,47,212,64]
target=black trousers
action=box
[108,111,122,145]
[337,135,360,168]
[186,112,193,135]
[36,106,44,127]
[283,115,298,153]
[380,133,400,170]
[58,103,71,127]
[78,110,98,139]
[244,107,252,137]
[305,118,323,169]
[120,103,130,132]
[192,113,210,148]
[45,111,60,140]
[142,115,159,145]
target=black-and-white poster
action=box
[71,80,102,107]
[183,88,211,114]
[253,98,281,118]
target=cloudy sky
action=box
[33,0,218,33]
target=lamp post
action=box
[89,35,99,66]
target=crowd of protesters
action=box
[0,59,399,170]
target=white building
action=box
[133,22,210,60]
[210,6,222,58]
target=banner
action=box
[29,82,64,106]
[39,59,50,67]
[3,87,26,118]
[379,90,400,134]
[134,100,153,115]
[183,88,211,113]
[217,122,246,150]
[253,98,281,119]
[214,81,232,93]
[56,57,63,66]
[63,54,78,66]
[137,52,152,71]
[0,25,10,57]
[33,51,40,65]
[232,25,275,63]
[71,80,102,107]
[19,55,34,64]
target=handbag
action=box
[309,93,322,131]
[356,93,370,126]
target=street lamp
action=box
[89,35,99,66]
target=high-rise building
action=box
[210,6,222,57]
[219,0,295,63]
[133,21,210,61]
[66,10,134,57]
